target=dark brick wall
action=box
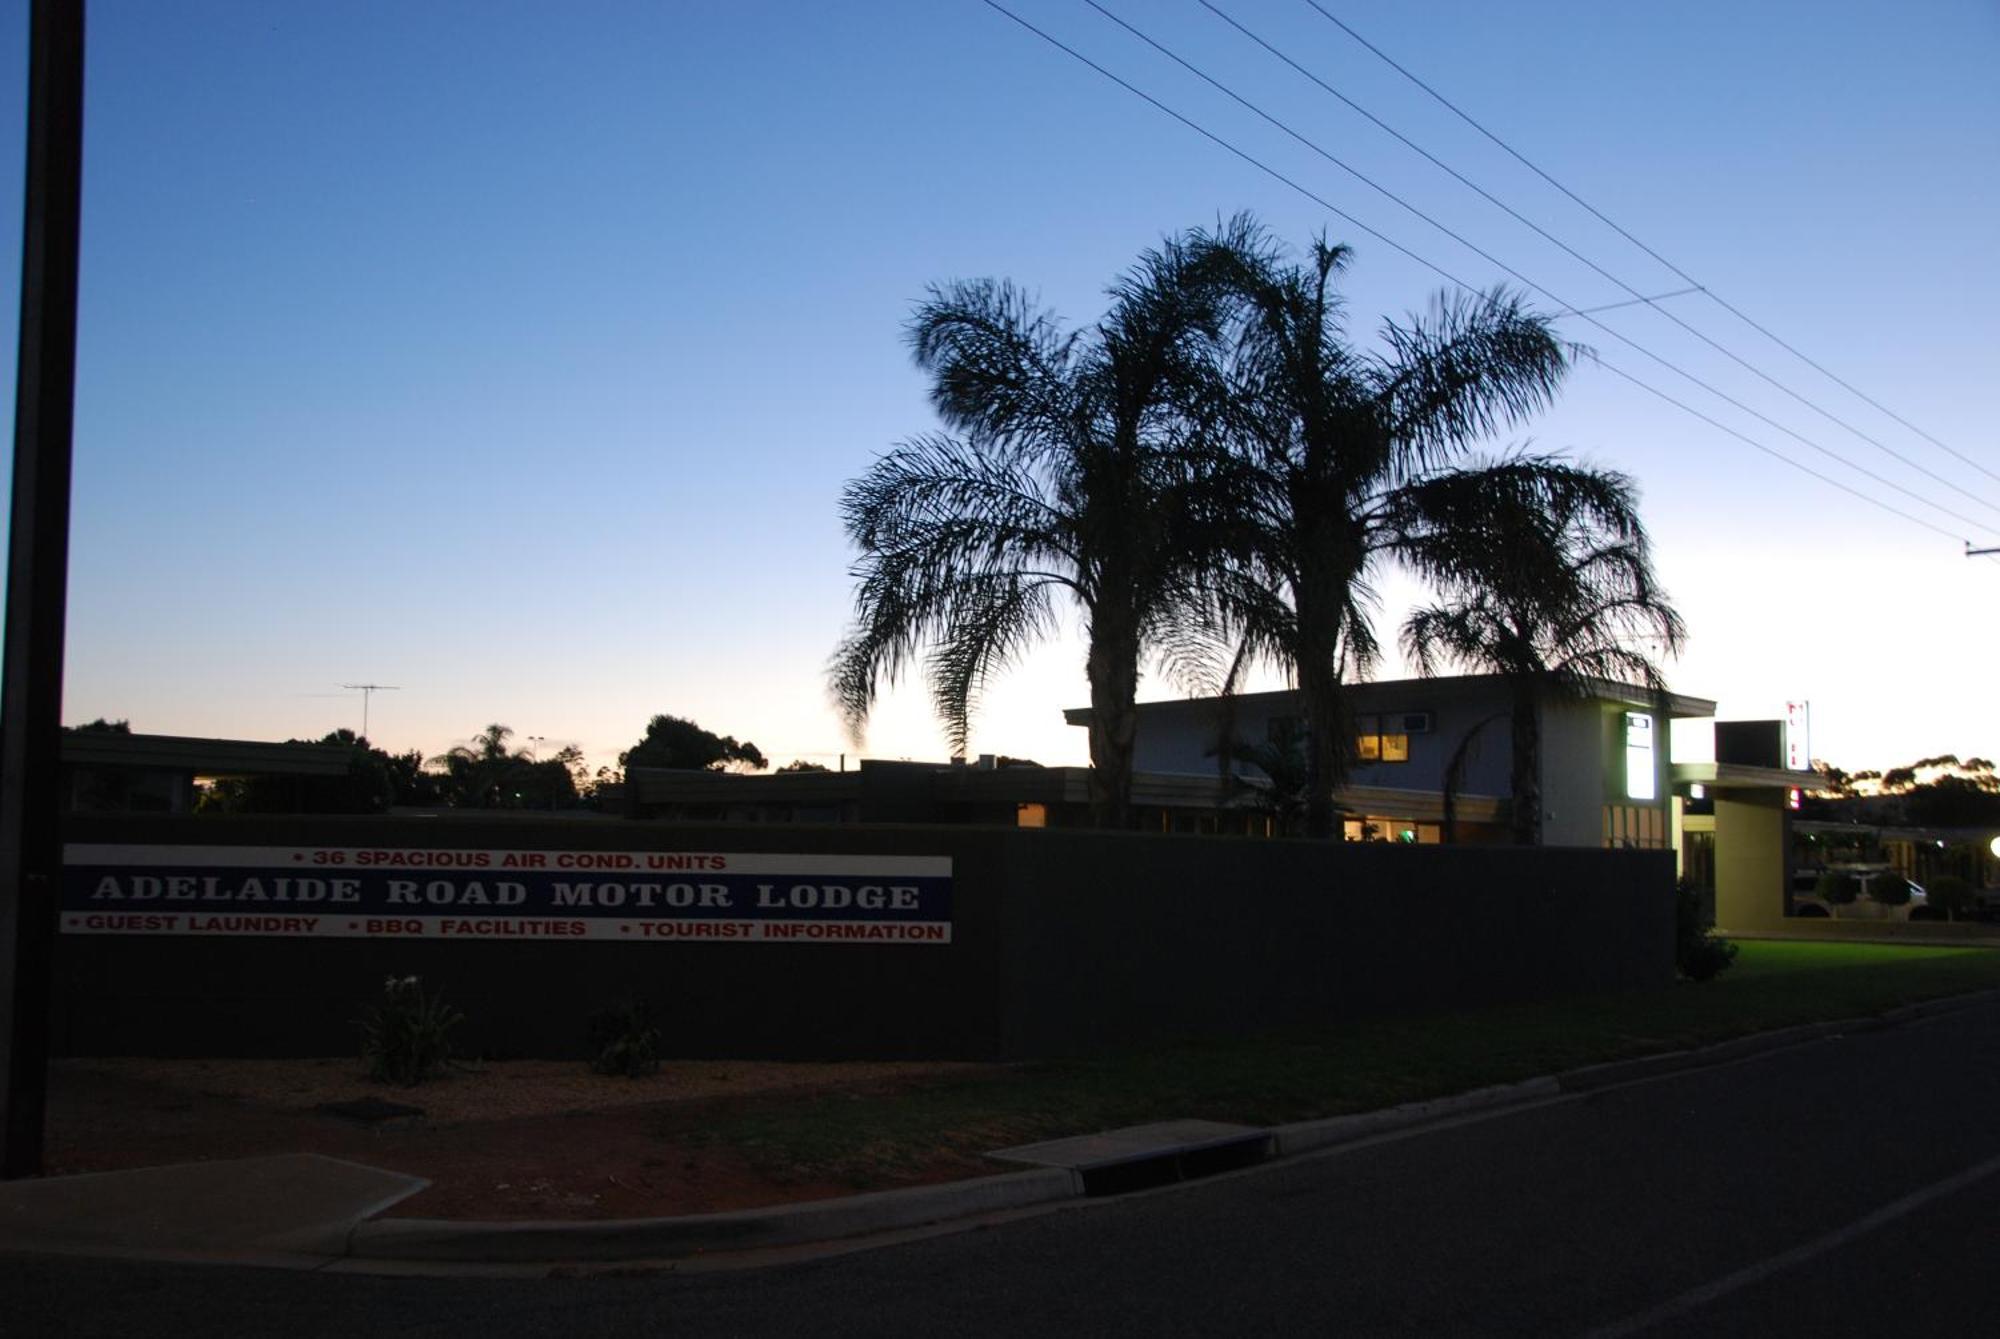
[55,815,1672,1060]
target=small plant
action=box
[358,975,463,1086]
[587,1000,662,1078]
[1926,875,1976,921]
[1866,872,1912,908]
[1815,870,1860,907]
[1675,880,1738,981]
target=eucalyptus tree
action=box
[831,225,1250,827]
[1197,231,1581,838]
[1401,467,1685,844]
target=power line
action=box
[1066,1,2000,540]
[1192,1,2000,516]
[972,0,1991,549]
[1560,286,1702,318]
[1298,0,2000,491]
[1593,359,1963,543]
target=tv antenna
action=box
[341,683,400,740]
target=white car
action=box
[1790,867,1931,920]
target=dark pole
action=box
[1,0,86,1180]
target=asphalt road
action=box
[8,999,2000,1337]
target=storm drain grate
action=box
[987,1119,1273,1196]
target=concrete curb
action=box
[1270,1077,1561,1157]
[1555,987,2000,1094]
[347,1166,1081,1264]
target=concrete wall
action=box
[55,815,1675,1061]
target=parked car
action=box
[1789,866,1932,920]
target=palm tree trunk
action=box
[1085,619,1141,829]
[1300,656,1344,839]
[1508,682,1541,845]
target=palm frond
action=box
[1370,288,1570,475]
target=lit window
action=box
[1016,802,1047,828]
[1354,714,1410,763]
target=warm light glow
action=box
[1990,836,2000,859]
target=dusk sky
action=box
[3,0,1996,776]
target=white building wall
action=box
[1539,696,1611,847]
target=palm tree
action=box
[432,723,523,809]
[830,224,1250,827]
[1196,231,1585,838]
[1401,469,1685,844]
[1206,716,1313,836]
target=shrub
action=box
[1675,880,1738,981]
[1815,870,1860,906]
[1866,872,1912,908]
[1925,875,1976,921]
[358,975,463,1086]
[587,1000,662,1077]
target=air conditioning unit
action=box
[1399,712,1433,734]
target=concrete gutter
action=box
[1271,1077,1561,1157]
[1553,988,2000,1093]
[348,1166,1080,1264]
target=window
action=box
[1603,804,1667,849]
[1354,715,1409,764]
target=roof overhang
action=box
[1067,675,1718,726]
[60,733,354,778]
[1672,761,1816,792]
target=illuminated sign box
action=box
[1624,712,1656,801]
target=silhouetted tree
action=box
[384,748,445,807]
[1901,775,2000,827]
[1402,468,1683,844]
[1208,717,1313,837]
[832,220,1254,827]
[1193,228,1583,838]
[619,714,767,773]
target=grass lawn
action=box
[670,941,2000,1187]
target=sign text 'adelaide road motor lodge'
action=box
[60,845,954,944]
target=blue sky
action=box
[3,0,1997,773]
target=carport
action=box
[1672,760,1806,930]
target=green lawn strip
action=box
[668,942,2000,1189]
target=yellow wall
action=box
[1714,790,1788,929]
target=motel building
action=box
[1081,675,1815,931]
[628,674,1822,930]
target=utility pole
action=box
[341,683,400,741]
[1,0,86,1180]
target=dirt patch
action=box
[47,1057,1004,1220]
